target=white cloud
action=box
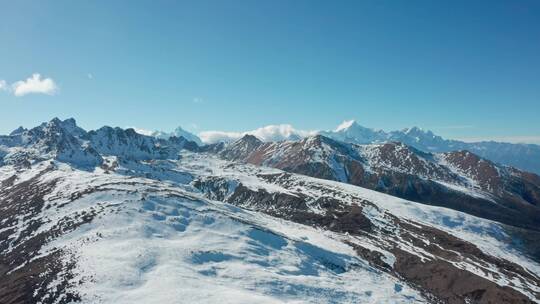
[11,73,58,97]
[199,130,243,143]
[87,73,93,79]
[0,80,7,91]
[193,97,204,104]
[199,124,318,144]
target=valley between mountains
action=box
[1,118,539,303]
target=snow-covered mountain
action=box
[320,120,388,144]
[0,118,102,168]
[1,118,540,303]
[218,134,540,234]
[322,120,540,175]
[0,118,200,168]
[151,126,203,146]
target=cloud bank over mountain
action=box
[199,124,318,144]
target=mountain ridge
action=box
[217,134,540,236]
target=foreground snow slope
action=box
[0,160,423,303]
[1,152,539,303]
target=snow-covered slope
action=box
[0,159,426,304]
[1,152,539,303]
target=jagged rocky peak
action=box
[2,117,102,168]
[32,117,88,139]
[9,126,27,136]
[219,134,264,161]
[301,134,348,150]
[240,133,263,143]
[124,127,141,137]
[398,126,438,142]
[89,126,155,147]
[87,126,161,159]
[232,134,264,150]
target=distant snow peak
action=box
[152,127,203,146]
[403,126,432,137]
[335,119,357,131]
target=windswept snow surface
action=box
[177,153,540,300]
[3,160,425,304]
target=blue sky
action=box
[1,0,539,143]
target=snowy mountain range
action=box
[321,120,540,175]
[1,118,540,304]
[150,120,540,175]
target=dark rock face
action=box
[391,249,535,304]
[219,135,264,161]
[193,173,540,304]
[199,142,226,154]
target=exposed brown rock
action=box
[0,169,103,304]
[392,248,535,304]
